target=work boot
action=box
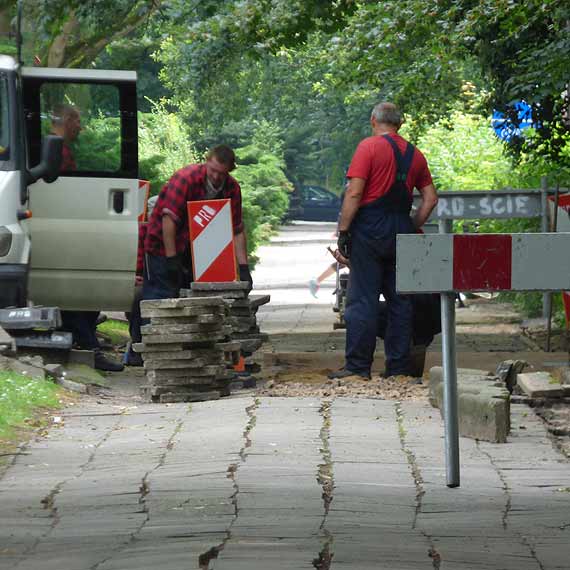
[328,368,371,381]
[94,350,124,372]
[125,350,143,367]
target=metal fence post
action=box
[541,177,552,320]
[438,219,460,487]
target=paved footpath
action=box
[1,395,569,569]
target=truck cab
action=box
[0,55,143,311]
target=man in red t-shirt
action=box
[51,104,81,172]
[143,145,251,300]
[331,102,438,380]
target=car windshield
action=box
[0,75,10,161]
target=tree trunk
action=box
[47,13,80,68]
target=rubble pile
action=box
[181,283,270,376]
[136,297,234,403]
[521,319,569,352]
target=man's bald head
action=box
[371,102,403,129]
[51,104,81,142]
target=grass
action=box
[0,371,61,441]
[97,319,131,345]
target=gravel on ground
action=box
[258,370,428,400]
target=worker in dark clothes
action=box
[330,102,438,380]
[124,196,157,366]
[51,104,124,372]
[142,145,252,301]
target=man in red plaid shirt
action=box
[142,145,251,300]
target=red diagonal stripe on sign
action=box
[453,235,512,290]
[197,240,236,283]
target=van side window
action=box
[40,83,121,174]
[24,79,137,179]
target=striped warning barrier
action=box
[188,198,236,282]
[396,233,570,293]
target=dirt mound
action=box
[259,370,428,401]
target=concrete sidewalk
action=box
[1,396,569,569]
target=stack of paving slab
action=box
[137,297,233,403]
[181,282,270,375]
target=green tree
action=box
[18,0,162,68]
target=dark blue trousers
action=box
[142,254,182,302]
[344,230,413,378]
[61,311,100,350]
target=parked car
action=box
[288,185,341,222]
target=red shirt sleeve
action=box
[347,140,372,180]
[412,151,433,190]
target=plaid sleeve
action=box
[160,170,189,225]
[227,179,244,234]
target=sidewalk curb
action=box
[429,366,511,443]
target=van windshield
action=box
[0,75,10,161]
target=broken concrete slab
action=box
[141,296,226,311]
[517,372,565,398]
[142,357,207,370]
[190,281,250,291]
[139,306,226,319]
[182,289,248,299]
[0,354,46,379]
[55,376,89,394]
[249,294,271,309]
[43,363,64,380]
[429,366,510,443]
[141,322,225,335]
[0,325,15,354]
[64,363,110,388]
[141,328,231,343]
[495,359,528,392]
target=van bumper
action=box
[0,263,27,308]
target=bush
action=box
[139,100,199,195]
[233,139,292,260]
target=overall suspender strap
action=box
[382,134,415,182]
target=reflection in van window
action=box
[40,83,121,173]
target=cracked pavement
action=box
[2,222,570,568]
[1,397,570,569]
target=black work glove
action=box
[239,264,253,293]
[337,230,352,259]
[165,255,182,288]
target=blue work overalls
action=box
[344,135,416,377]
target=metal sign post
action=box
[440,291,459,487]
[437,219,460,487]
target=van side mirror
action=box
[27,135,63,184]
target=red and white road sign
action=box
[397,233,570,293]
[188,199,236,282]
[138,180,150,222]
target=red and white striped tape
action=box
[188,199,236,282]
[397,233,570,293]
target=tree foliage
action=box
[20,0,161,68]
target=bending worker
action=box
[142,145,252,300]
[330,102,438,380]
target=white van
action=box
[0,55,144,312]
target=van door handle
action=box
[111,189,126,214]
